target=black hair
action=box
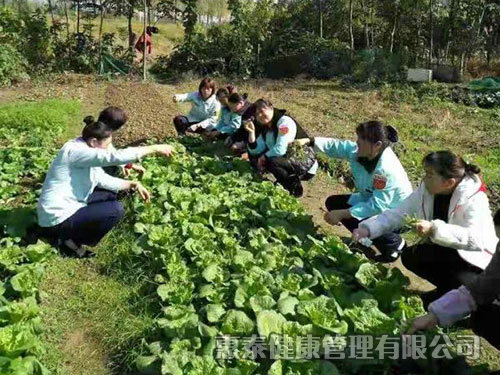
[216,85,236,98]
[254,98,273,110]
[423,150,481,180]
[494,209,500,226]
[228,92,248,104]
[98,107,128,131]
[82,116,112,142]
[356,120,398,149]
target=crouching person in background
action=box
[38,116,175,258]
[173,77,220,135]
[244,99,317,197]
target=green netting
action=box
[468,77,500,92]
[98,53,131,75]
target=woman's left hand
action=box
[324,209,351,226]
[415,220,434,237]
[131,182,151,203]
[257,155,266,172]
[406,312,439,334]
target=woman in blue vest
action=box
[244,99,318,197]
[297,121,412,262]
[38,117,175,257]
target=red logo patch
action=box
[373,174,387,190]
[279,126,289,135]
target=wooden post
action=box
[143,0,147,81]
[77,0,81,33]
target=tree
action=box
[182,0,197,38]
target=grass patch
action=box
[39,256,157,375]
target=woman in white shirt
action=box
[172,77,220,135]
[38,117,174,257]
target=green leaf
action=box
[249,295,275,313]
[256,310,287,338]
[355,262,384,289]
[277,296,299,316]
[198,322,218,337]
[136,355,160,374]
[343,299,397,335]
[297,296,348,334]
[206,304,225,323]
[221,310,254,336]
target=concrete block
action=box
[407,68,433,82]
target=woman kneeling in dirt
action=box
[296,121,412,262]
[354,151,498,306]
[173,77,220,135]
[37,117,175,258]
[244,99,318,197]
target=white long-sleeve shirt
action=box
[37,138,147,227]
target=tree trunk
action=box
[47,0,55,24]
[370,1,375,47]
[64,0,70,37]
[389,4,398,53]
[143,0,147,81]
[349,0,354,50]
[98,0,105,73]
[318,0,323,38]
[76,0,81,33]
[428,0,434,68]
[445,0,456,63]
[360,0,369,48]
[128,9,134,54]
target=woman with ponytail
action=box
[296,121,412,262]
[37,116,175,257]
[355,151,498,303]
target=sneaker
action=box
[374,251,400,263]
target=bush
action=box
[152,24,256,78]
[0,44,29,86]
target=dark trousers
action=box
[325,194,404,256]
[44,189,124,247]
[252,156,314,194]
[230,126,248,143]
[173,115,201,135]
[401,243,483,295]
[470,303,500,350]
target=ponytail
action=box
[82,116,112,142]
[464,162,481,176]
[83,115,95,126]
[423,150,481,180]
[228,92,248,104]
[386,125,399,143]
[356,121,398,149]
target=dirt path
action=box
[104,81,177,146]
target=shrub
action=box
[0,44,28,86]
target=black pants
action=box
[43,190,124,247]
[325,194,404,257]
[253,156,314,195]
[230,126,249,144]
[173,115,201,135]
[401,243,483,294]
[470,303,500,350]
